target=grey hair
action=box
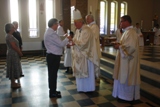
[86,14,94,20]
[4,23,13,33]
[48,18,58,27]
[12,21,18,25]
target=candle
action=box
[152,21,154,28]
[141,20,143,29]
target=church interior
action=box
[0,0,160,107]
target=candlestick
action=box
[152,21,154,28]
[90,6,92,14]
[140,20,143,29]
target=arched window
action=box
[100,1,108,35]
[46,0,53,28]
[29,0,38,38]
[71,6,75,24]
[110,1,117,34]
[120,2,127,17]
[10,0,20,31]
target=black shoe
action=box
[49,93,61,98]
[20,74,24,77]
[69,70,73,74]
[70,68,73,74]
[56,91,61,94]
[117,98,129,103]
[65,70,69,73]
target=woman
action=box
[5,23,23,88]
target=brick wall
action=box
[75,0,88,21]
[62,0,71,32]
[62,0,88,32]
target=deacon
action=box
[72,9,99,92]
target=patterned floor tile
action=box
[0,46,159,107]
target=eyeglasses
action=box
[55,23,59,25]
[120,20,126,23]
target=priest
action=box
[85,14,102,79]
[112,15,141,102]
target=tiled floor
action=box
[0,46,160,107]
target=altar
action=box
[100,36,117,46]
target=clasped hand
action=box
[112,42,120,49]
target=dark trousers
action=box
[46,54,61,95]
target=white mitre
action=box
[73,9,83,21]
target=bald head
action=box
[86,14,94,24]
[12,21,18,30]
